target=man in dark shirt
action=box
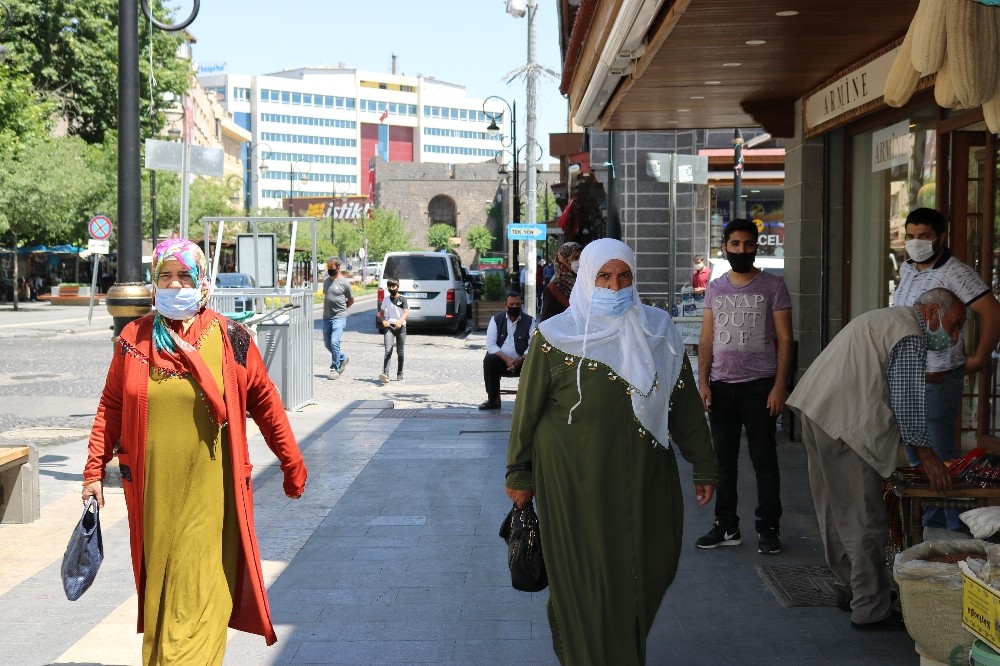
[323,257,354,380]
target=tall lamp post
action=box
[484,96,518,287]
[227,143,270,217]
[108,0,199,336]
[287,160,311,217]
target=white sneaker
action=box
[327,369,339,380]
[378,373,390,384]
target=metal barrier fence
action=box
[208,288,315,411]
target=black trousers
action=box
[483,353,520,403]
[708,377,782,534]
[382,327,405,374]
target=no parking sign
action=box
[88,215,112,240]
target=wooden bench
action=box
[0,445,40,524]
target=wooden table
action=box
[891,483,1000,545]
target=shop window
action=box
[849,107,937,318]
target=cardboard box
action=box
[961,562,1000,652]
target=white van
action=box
[378,251,471,331]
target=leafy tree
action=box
[365,209,411,261]
[4,0,189,144]
[0,69,56,157]
[0,135,110,308]
[427,223,456,251]
[466,225,494,262]
[148,174,239,241]
[331,220,364,258]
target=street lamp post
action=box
[227,142,270,217]
[287,160,311,217]
[108,0,198,336]
[484,96,519,288]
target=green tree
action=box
[331,220,364,257]
[148,174,239,240]
[4,0,189,144]
[0,135,110,308]
[466,225,494,262]
[365,209,411,261]
[0,68,56,157]
[427,223,456,251]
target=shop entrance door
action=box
[944,127,999,452]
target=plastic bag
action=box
[961,506,1000,539]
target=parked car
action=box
[214,272,258,314]
[378,251,470,331]
[362,262,381,281]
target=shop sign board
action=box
[871,120,913,172]
[804,45,899,137]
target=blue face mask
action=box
[590,286,635,317]
[925,309,956,351]
[155,287,202,320]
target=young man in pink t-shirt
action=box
[695,219,793,555]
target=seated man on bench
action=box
[480,291,536,410]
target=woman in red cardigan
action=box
[82,239,307,665]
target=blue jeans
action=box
[323,317,347,370]
[904,367,964,531]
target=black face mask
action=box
[328,268,337,277]
[507,307,522,319]
[727,251,756,274]
[388,287,398,295]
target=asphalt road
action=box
[0,298,497,442]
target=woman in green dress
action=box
[505,238,718,665]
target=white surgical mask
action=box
[570,261,580,272]
[590,286,635,317]
[905,238,937,263]
[155,287,202,320]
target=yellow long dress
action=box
[142,323,238,665]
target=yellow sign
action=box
[754,218,765,233]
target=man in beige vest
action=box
[786,288,962,631]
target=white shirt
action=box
[892,251,990,372]
[380,294,408,326]
[486,313,536,358]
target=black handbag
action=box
[61,497,104,601]
[499,501,548,592]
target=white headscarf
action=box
[537,238,685,447]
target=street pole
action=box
[107,0,146,336]
[523,0,538,319]
[733,128,744,220]
[109,0,199,336]
[150,171,158,247]
[511,101,520,290]
[179,117,191,238]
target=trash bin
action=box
[256,319,292,410]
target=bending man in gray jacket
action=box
[786,288,961,632]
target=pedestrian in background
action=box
[82,239,307,662]
[479,291,535,410]
[787,288,960,630]
[377,278,409,383]
[539,241,582,322]
[322,257,354,380]
[506,238,716,664]
[696,218,792,555]
[892,207,1000,531]
[691,255,710,296]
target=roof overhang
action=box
[561,0,917,136]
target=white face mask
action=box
[905,238,937,263]
[570,261,580,272]
[155,287,202,320]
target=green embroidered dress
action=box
[507,332,717,665]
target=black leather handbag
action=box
[499,501,548,592]
[61,497,104,601]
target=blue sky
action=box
[185,0,566,165]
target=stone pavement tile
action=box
[378,619,531,641]
[290,639,455,664]
[317,601,464,624]
[450,639,557,665]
